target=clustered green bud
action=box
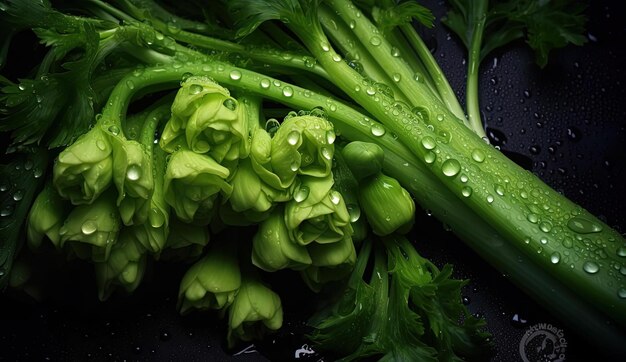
[178,242,241,314]
[163,149,232,224]
[26,183,70,249]
[53,126,113,205]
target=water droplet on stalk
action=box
[441,159,461,177]
[229,70,242,80]
[582,261,599,274]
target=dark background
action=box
[1,0,625,361]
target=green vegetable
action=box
[1,0,624,358]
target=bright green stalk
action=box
[326,0,445,116]
[318,5,408,104]
[463,0,489,140]
[399,24,472,130]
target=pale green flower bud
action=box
[58,189,121,262]
[26,183,70,249]
[270,115,335,188]
[178,242,240,314]
[359,174,415,236]
[227,278,283,348]
[163,149,232,224]
[300,234,357,291]
[94,229,147,300]
[185,91,248,162]
[227,157,289,215]
[248,128,289,192]
[160,217,209,262]
[110,136,154,225]
[341,141,384,180]
[160,76,228,153]
[284,175,352,245]
[52,125,113,205]
[251,206,312,272]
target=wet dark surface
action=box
[2,1,626,361]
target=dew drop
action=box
[260,79,270,89]
[582,261,599,274]
[471,149,486,163]
[550,252,561,264]
[370,36,381,46]
[494,184,505,196]
[420,136,436,150]
[618,288,626,299]
[539,221,552,233]
[424,151,436,164]
[441,159,461,177]
[617,246,626,257]
[96,140,107,151]
[108,126,120,135]
[149,208,165,228]
[12,190,23,201]
[229,70,242,80]
[370,124,386,136]
[486,194,494,204]
[282,86,294,97]
[347,204,361,222]
[326,130,336,144]
[287,131,300,146]
[188,84,203,95]
[126,165,142,181]
[81,220,98,235]
[0,204,13,217]
[294,186,310,202]
[321,147,332,160]
[320,42,330,52]
[461,186,472,197]
[223,98,237,110]
[125,80,135,90]
[567,216,603,234]
[527,213,538,224]
[392,73,401,82]
[329,191,341,205]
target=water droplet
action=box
[349,20,356,29]
[618,288,626,299]
[188,84,203,95]
[287,131,300,146]
[347,204,361,222]
[486,195,494,204]
[126,165,142,181]
[494,184,505,196]
[539,221,552,233]
[461,186,472,197]
[0,204,14,217]
[294,186,310,202]
[582,261,599,274]
[421,136,436,150]
[527,213,538,224]
[392,73,401,82]
[331,53,342,62]
[617,246,626,257]
[424,151,436,164]
[321,147,332,160]
[370,124,385,136]
[320,42,330,52]
[81,220,98,235]
[550,252,561,264]
[329,191,341,205]
[12,190,23,201]
[108,126,120,135]
[149,208,165,228]
[567,216,603,234]
[282,86,294,97]
[229,70,242,80]
[471,149,485,163]
[366,87,376,96]
[33,168,43,178]
[223,98,237,110]
[540,237,548,245]
[96,140,107,151]
[260,79,271,89]
[441,159,461,177]
[126,80,135,90]
[326,130,336,144]
[370,36,381,46]
[562,237,574,249]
